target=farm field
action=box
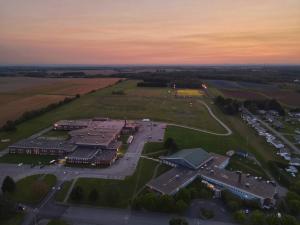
[0,80,225,150]
[0,77,121,126]
[221,89,266,100]
[206,79,300,107]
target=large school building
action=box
[8,118,138,167]
[147,148,277,208]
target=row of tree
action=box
[214,96,241,115]
[70,185,121,207]
[132,180,213,213]
[244,99,285,116]
[1,95,80,132]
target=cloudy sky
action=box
[0,0,299,65]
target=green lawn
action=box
[0,80,224,151]
[226,155,268,178]
[55,180,73,202]
[0,213,24,225]
[0,154,57,165]
[68,158,169,207]
[9,174,57,204]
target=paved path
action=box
[169,100,232,136]
[63,178,78,203]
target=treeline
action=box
[214,96,241,115]
[110,66,300,83]
[290,108,300,113]
[1,95,80,132]
[244,99,285,116]
[137,77,203,89]
[214,96,285,116]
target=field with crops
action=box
[0,77,121,126]
[205,79,300,107]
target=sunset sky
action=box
[0,0,299,65]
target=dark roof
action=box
[9,138,76,152]
[147,168,198,195]
[161,148,213,169]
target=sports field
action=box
[0,77,121,126]
[176,89,204,97]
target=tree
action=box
[233,210,246,224]
[250,210,265,225]
[88,189,98,202]
[281,215,298,225]
[175,189,191,203]
[139,193,158,211]
[175,200,188,213]
[265,214,280,225]
[164,138,178,152]
[70,186,84,201]
[159,195,175,212]
[1,176,16,193]
[169,217,188,225]
[2,120,16,131]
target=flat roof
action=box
[199,168,276,199]
[67,147,98,159]
[9,138,76,152]
[147,168,198,195]
[69,120,125,147]
[95,150,117,161]
[161,148,213,169]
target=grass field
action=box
[9,174,57,204]
[0,213,24,225]
[68,158,169,207]
[0,80,224,151]
[176,89,204,97]
[226,155,268,178]
[0,77,121,126]
[55,180,73,202]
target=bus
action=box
[127,135,134,144]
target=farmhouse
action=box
[9,119,137,167]
[147,148,277,208]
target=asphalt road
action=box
[61,206,236,225]
[258,119,300,154]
